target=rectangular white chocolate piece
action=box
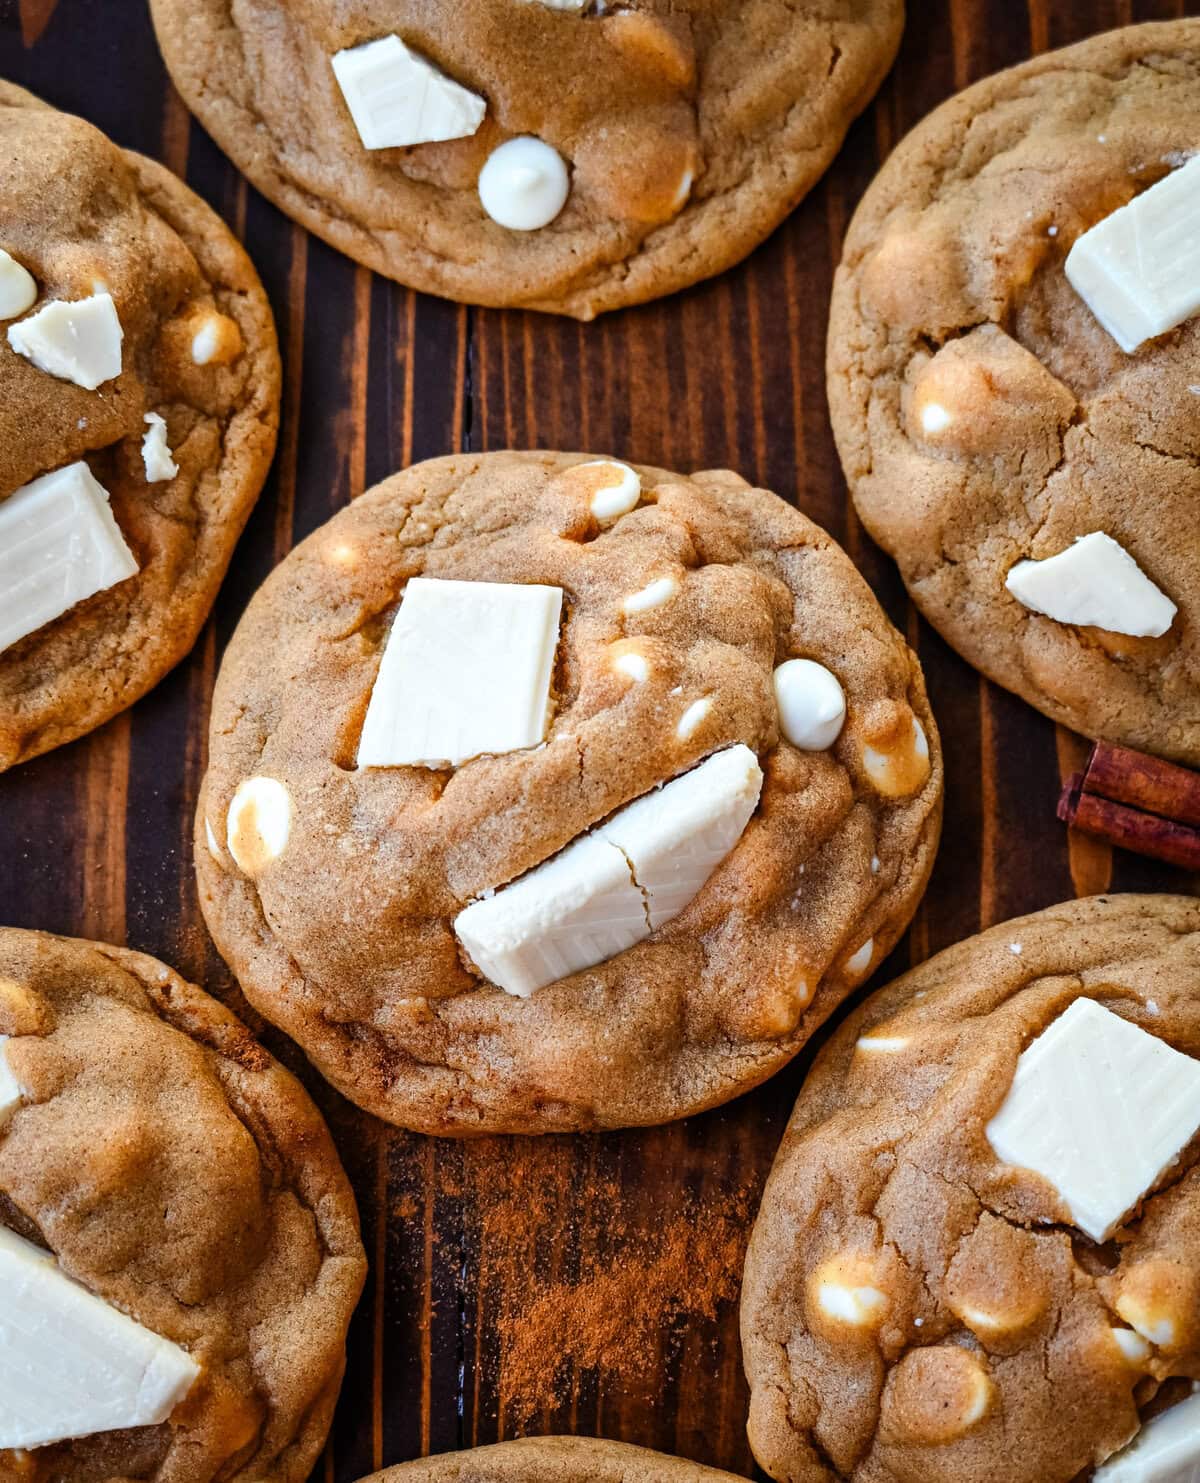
[7,292,123,390]
[0,1036,19,1118]
[0,1224,200,1448]
[1066,156,1200,353]
[0,461,138,655]
[987,998,1200,1242]
[331,34,486,150]
[1006,532,1177,638]
[599,743,764,928]
[358,577,562,769]
[1094,1390,1200,1482]
[454,744,762,997]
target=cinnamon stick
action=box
[1058,765,1200,871]
[1081,741,1200,829]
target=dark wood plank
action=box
[0,1,1197,1480]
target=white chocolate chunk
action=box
[1066,156,1200,353]
[857,1033,909,1054]
[598,743,763,929]
[204,817,222,862]
[332,34,486,150]
[623,575,678,615]
[0,248,36,320]
[524,0,587,9]
[0,1037,21,1119]
[811,1255,889,1329]
[773,659,846,750]
[1006,532,1176,638]
[921,401,953,435]
[676,696,712,741]
[845,938,875,978]
[358,578,562,769]
[0,1224,199,1448]
[1095,1391,1200,1482]
[613,649,649,683]
[1116,1293,1176,1349]
[1110,1328,1152,1365]
[986,998,1200,1241]
[818,1281,889,1326]
[227,777,293,876]
[7,292,122,390]
[479,136,570,231]
[455,744,762,994]
[141,413,178,483]
[583,460,641,523]
[0,461,138,655]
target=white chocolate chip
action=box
[0,249,36,320]
[583,460,641,523]
[773,659,846,751]
[141,413,178,483]
[524,0,587,9]
[1110,1327,1152,1365]
[1006,532,1176,638]
[863,714,929,796]
[331,34,486,150]
[204,817,222,861]
[188,312,243,367]
[226,777,293,876]
[479,136,570,231]
[1009,942,1023,956]
[818,1281,888,1326]
[623,575,679,615]
[856,1033,909,1054]
[676,696,712,741]
[8,292,122,390]
[870,855,881,874]
[191,320,219,365]
[1115,1294,1175,1349]
[921,401,953,435]
[845,938,874,979]
[670,168,694,213]
[612,649,649,683]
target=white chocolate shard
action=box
[986,998,1200,1241]
[0,1224,200,1448]
[773,659,846,751]
[623,575,678,615]
[479,136,570,231]
[1066,156,1200,353]
[358,578,563,769]
[331,34,486,150]
[455,744,762,994]
[1006,532,1176,638]
[227,777,293,876]
[0,1037,20,1119]
[141,413,178,483]
[1094,1390,1200,1481]
[676,696,711,740]
[0,249,36,320]
[7,292,122,390]
[583,460,641,523]
[0,461,137,655]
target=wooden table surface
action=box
[1,1,1197,1478]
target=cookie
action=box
[0,82,280,773]
[827,22,1200,765]
[354,1439,748,1483]
[742,894,1200,1483]
[0,928,366,1481]
[149,0,903,319]
[194,450,942,1135]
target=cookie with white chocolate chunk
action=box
[828,22,1200,765]
[0,82,279,772]
[195,451,942,1134]
[149,0,903,318]
[0,928,365,1483]
[742,894,1200,1483]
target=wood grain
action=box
[0,2,1197,1478]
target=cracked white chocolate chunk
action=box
[455,744,762,995]
[1094,1390,1200,1482]
[773,658,846,750]
[583,460,640,522]
[0,1036,20,1118]
[141,412,179,483]
[0,461,138,655]
[1006,532,1177,638]
[226,776,293,876]
[1066,156,1200,354]
[0,248,36,320]
[479,136,570,231]
[331,34,486,150]
[7,291,122,390]
[986,998,1200,1241]
[358,577,563,769]
[0,1224,200,1449]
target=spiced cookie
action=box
[195,451,942,1135]
[0,82,280,773]
[149,0,903,319]
[0,928,365,1482]
[742,894,1200,1483]
[355,1439,748,1483]
[827,22,1200,765]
